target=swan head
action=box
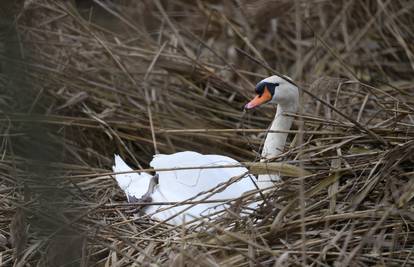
[245,75,299,110]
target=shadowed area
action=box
[1,1,86,266]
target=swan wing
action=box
[148,151,253,222]
[113,152,255,224]
[112,155,152,201]
[150,151,249,199]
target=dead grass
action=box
[1,0,414,266]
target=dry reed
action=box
[1,0,413,266]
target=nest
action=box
[1,0,414,266]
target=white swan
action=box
[113,75,299,225]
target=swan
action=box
[113,75,299,225]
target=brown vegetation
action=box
[1,0,413,266]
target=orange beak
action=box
[245,86,272,109]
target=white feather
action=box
[113,154,152,202]
[113,152,254,224]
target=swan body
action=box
[113,152,252,224]
[113,75,299,225]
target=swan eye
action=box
[255,81,279,97]
[266,82,279,96]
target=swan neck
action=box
[257,104,295,189]
[261,105,294,160]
